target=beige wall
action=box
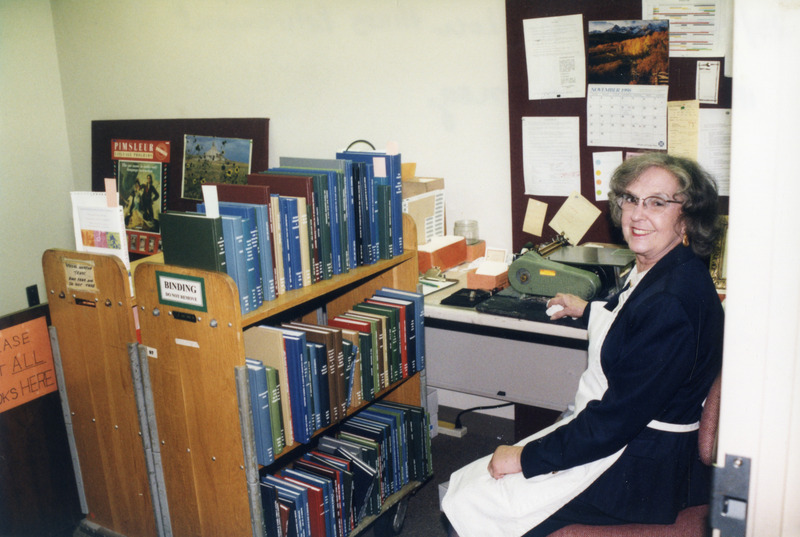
[0,0,74,314]
[1,0,513,316]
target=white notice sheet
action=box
[697,108,731,196]
[522,116,581,197]
[523,14,586,100]
[587,84,668,150]
[642,0,731,58]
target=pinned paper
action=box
[549,191,601,244]
[201,185,220,218]
[104,178,117,207]
[592,151,623,201]
[668,100,699,160]
[697,61,720,104]
[372,157,387,178]
[522,198,548,237]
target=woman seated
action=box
[442,153,724,537]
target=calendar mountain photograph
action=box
[587,19,669,86]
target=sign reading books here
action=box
[0,317,57,414]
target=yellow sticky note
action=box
[549,191,601,244]
[522,198,548,237]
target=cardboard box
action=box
[403,190,445,246]
[402,176,445,198]
[466,262,509,291]
[464,240,486,262]
[418,235,467,273]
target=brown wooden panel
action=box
[42,249,156,537]
[134,262,252,537]
[382,372,422,407]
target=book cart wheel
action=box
[374,497,408,536]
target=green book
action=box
[161,211,226,272]
[376,184,392,260]
[352,303,401,384]
[343,312,385,391]
[264,365,285,455]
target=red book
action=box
[282,475,327,537]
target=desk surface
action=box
[422,266,588,342]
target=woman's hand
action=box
[547,293,588,320]
[487,445,523,479]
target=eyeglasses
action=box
[615,192,682,213]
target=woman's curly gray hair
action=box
[608,152,721,257]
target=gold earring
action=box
[682,233,690,247]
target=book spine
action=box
[264,365,285,454]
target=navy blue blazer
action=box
[520,245,724,524]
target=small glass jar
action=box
[453,219,479,245]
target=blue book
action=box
[352,161,375,266]
[219,203,263,307]
[255,171,328,283]
[304,452,353,532]
[224,201,276,302]
[337,150,402,258]
[365,405,409,485]
[259,480,282,537]
[208,183,278,302]
[350,413,398,494]
[199,202,262,309]
[281,196,304,289]
[357,409,404,489]
[279,327,312,443]
[350,161,385,260]
[375,287,426,372]
[270,194,294,291]
[341,339,356,410]
[305,342,321,431]
[277,167,344,275]
[366,163,379,263]
[218,214,251,313]
[261,474,312,537]
[279,157,358,272]
[344,417,392,496]
[246,358,275,465]
[280,467,336,537]
[310,342,331,428]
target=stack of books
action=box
[160,150,405,314]
[241,287,426,455]
[258,401,433,537]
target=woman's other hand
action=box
[487,445,523,479]
[547,293,588,320]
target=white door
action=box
[717,1,800,535]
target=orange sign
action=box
[0,316,58,413]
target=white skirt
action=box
[442,291,640,537]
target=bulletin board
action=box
[506,0,731,252]
[92,117,269,213]
[91,118,269,258]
